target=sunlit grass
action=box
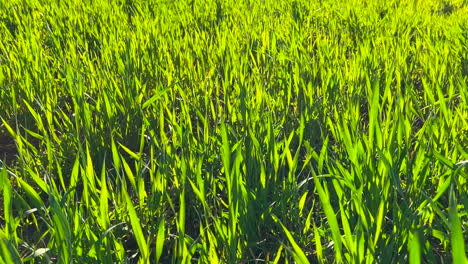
[1,0,468,263]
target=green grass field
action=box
[1,0,468,263]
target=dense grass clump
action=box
[1,0,468,263]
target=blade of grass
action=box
[272,215,310,264]
[409,231,421,264]
[312,171,342,262]
[449,184,468,264]
[123,187,149,262]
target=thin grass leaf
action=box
[272,215,310,264]
[312,171,342,262]
[409,231,421,264]
[119,143,141,160]
[0,231,21,264]
[123,188,149,262]
[449,185,468,264]
[155,219,165,263]
[49,194,72,263]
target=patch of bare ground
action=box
[0,132,17,165]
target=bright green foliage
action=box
[1,0,468,263]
